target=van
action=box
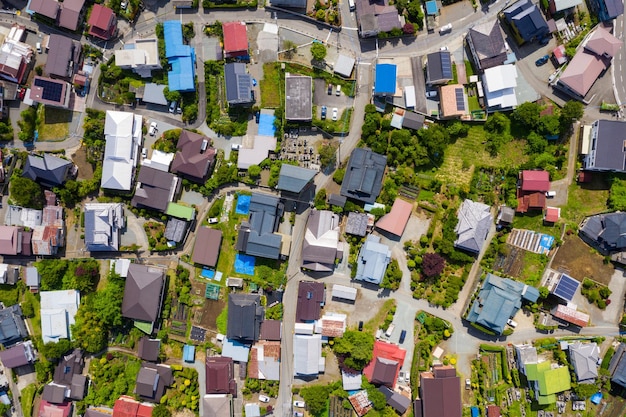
[385,323,395,337]
[545,191,556,198]
[36,42,42,54]
[439,23,452,34]
[507,319,518,328]
[169,101,177,114]
[348,0,355,11]
[336,84,341,96]
[399,330,407,344]
[208,218,218,224]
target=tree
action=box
[39,340,71,360]
[314,189,327,210]
[538,114,560,137]
[92,271,125,327]
[539,286,549,299]
[299,385,330,416]
[511,102,540,130]
[315,9,326,21]
[421,253,445,278]
[163,87,181,104]
[283,40,297,59]
[21,299,35,318]
[10,176,44,209]
[381,259,402,290]
[402,23,415,34]
[317,143,336,169]
[72,298,108,353]
[182,104,198,122]
[36,259,69,291]
[333,168,345,184]
[333,331,375,371]
[152,405,172,417]
[248,164,261,179]
[310,43,327,61]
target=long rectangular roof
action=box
[192,227,222,267]
[225,63,252,105]
[277,164,316,193]
[285,75,312,120]
[375,63,397,94]
[340,148,387,204]
[222,22,248,54]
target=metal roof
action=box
[276,164,316,193]
[224,62,252,105]
[552,273,579,301]
[340,148,387,204]
[374,63,396,94]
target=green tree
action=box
[92,271,125,327]
[526,131,546,154]
[538,114,561,137]
[299,385,330,416]
[36,259,69,291]
[39,339,71,360]
[381,259,402,290]
[21,299,35,318]
[10,176,44,209]
[183,104,198,122]
[248,164,261,178]
[152,405,172,417]
[333,168,345,184]
[559,100,584,133]
[538,286,549,299]
[163,87,181,104]
[310,43,327,61]
[511,102,540,130]
[71,298,108,353]
[333,331,374,371]
[317,143,336,169]
[314,189,328,210]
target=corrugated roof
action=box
[552,304,589,327]
[376,198,412,237]
[285,75,312,120]
[222,22,248,55]
[277,164,316,193]
[334,54,355,77]
[192,227,222,267]
[521,170,550,192]
[355,234,391,284]
[374,63,396,94]
[419,365,462,417]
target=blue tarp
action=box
[590,392,602,404]
[470,407,479,417]
[234,253,255,276]
[539,234,555,254]
[183,345,195,363]
[163,21,196,92]
[201,268,215,279]
[236,194,251,215]
[425,0,438,15]
[374,64,397,95]
[258,113,276,137]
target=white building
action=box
[114,38,162,78]
[40,290,80,343]
[101,111,142,191]
[482,64,518,112]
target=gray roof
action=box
[70,374,87,400]
[427,51,453,85]
[23,154,72,187]
[569,341,599,382]
[503,0,549,42]
[345,212,369,236]
[237,193,284,259]
[402,111,425,130]
[340,148,387,204]
[164,218,188,243]
[25,267,39,287]
[121,264,164,323]
[268,0,307,8]
[276,164,317,193]
[136,363,172,401]
[355,234,391,284]
[0,304,28,346]
[85,409,114,417]
[45,34,79,78]
[454,199,493,254]
[467,20,507,70]
[585,120,626,171]
[203,395,232,417]
[142,83,168,105]
[334,54,356,78]
[285,75,312,121]
[301,210,339,272]
[498,206,515,224]
[328,194,347,208]
[84,203,124,252]
[379,386,411,414]
[225,63,252,105]
[227,293,264,342]
[131,166,180,212]
[138,337,161,362]
[42,383,67,404]
[611,343,626,387]
[0,343,30,368]
[580,212,626,253]
[53,349,84,386]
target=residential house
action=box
[335,54,356,78]
[143,148,174,172]
[115,39,162,78]
[101,111,142,191]
[355,235,391,285]
[42,383,67,404]
[340,148,387,204]
[466,20,508,71]
[517,170,550,213]
[376,198,412,238]
[549,0,583,14]
[171,130,216,182]
[482,64,519,112]
[139,83,168,106]
[227,293,264,343]
[331,284,357,302]
[0,304,28,346]
[25,267,40,292]
[296,281,325,323]
[349,390,372,416]
[285,74,312,121]
[414,365,461,417]
[378,386,411,414]
[236,193,285,260]
[112,396,154,417]
[0,25,34,84]
[544,206,560,223]
[426,52,453,85]
[164,218,188,244]
[205,356,236,395]
[0,226,25,256]
[276,164,317,198]
[192,227,223,268]
[583,120,626,172]
[203,395,233,417]
[439,84,468,119]
[248,340,281,380]
[224,62,252,105]
[87,4,117,40]
[260,320,282,341]
[355,0,401,37]
[515,344,538,376]
[497,206,515,227]
[466,273,540,335]
[342,371,363,391]
[29,76,71,108]
[38,400,72,417]
[52,349,87,400]
[222,22,249,58]
[609,342,626,388]
[0,341,35,368]
[34,197,65,255]
[45,35,81,79]
[137,337,161,362]
[503,0,549,44]
[236,134,277,169]
[163,20,196,92]
[580,212,626,254]
[135,363,172,402]
[131,167,181,213]
[222,338,251,362]
[588,0,623,21]
[374,63,397,96]
[293,333,325,376]
[121,264,165,333]
[316,312,347,338]
[30,0,85,31]
[23,153,72,187]
[454,199,493,254]
[525,361,571,404]
[568,341,599,383]
[40,290,80,343]
[301,210,341,272]
[551,304,589,327]
[346,212,369,237]
[84,203,125,251]
[0,264,19,285]
[556,26,621,101]
[4,206,41,230]
[328,193,347,208]
[363,340,406,388]
[545,271,580,302]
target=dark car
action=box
[255,111,260,123]
[358,321,363,331]
[321,106,327,119]
[327,83,333,95]
[539,36,551,46]
[535,55,550,66]
[399,330,407,344]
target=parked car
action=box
[255,111,260,123]
[358,321,363,331]
[294,413,304,417]
[399,330,407,344]
[336,85,341,96]
[259,395,270,403]
[426,90,438,98]
[327,83,333,95]
[208,218,219,224]
[385,323,395,337]
[545,191,556,198]
[169,101,177,113]
[405,374,410,384]
[535,54,550,66]
[332,107,338,121]
[398,371,405,383]
[321,106,327,120]
[148,121,158,136]
[440,46,449,51]
[466,378,471,389]
[231,144,242,150]
[36,42,42,53]
[507,319,518,328]
[293,401,306,408]
[141,147,147,158]
[439,23,452,34]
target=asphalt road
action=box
[614,14,626,106]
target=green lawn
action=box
[0,284,19,306]
[512,212,560,236]
[20,384,37,417]
[521,252,549,287]
[563,177,610,225]
[260,63,282,108]
[24,291,41,340]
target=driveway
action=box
[313,79,353,109]
[120,210,148,250]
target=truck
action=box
[385,323,396,337]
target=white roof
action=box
[483,64,518,109]
[142,150,174,172]
[331,284,357,301]
[293,333,323,376]
[342,371,363,390]
[553,0,582,11]
[111,258,131,277]
[237,135,277,169]
[40,290,80,344]
[115,49,146,67]
[102,111,142,191]
[294,322,315,335]
[404,86,416,109]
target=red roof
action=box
[113,396,152,417]
[553,305,589,327]
[578,171,593,183]
[222,22,248,56]
[39,401,72,417]
[516,192,546,213]
[487,405,501,417]
[544,207,560,223]
[376,198,413,237]
[520,170,550,192]
[363,340,406,387]
[87,4,117,40]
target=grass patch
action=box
[552,236,615,286]
[283,62,356,97]
[512,212,559,236]
[563,176,610,225]
[24,291,41,340]
[261,62,282,108]
[363,298,396,335]
[520,252,549,287]
[0,284,19,306]
[216,303,228,334]
[468,94,481,112]
[20,384,37,417]
[38,107,72,141]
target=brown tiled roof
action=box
[205,356,236,395]
[319,317,345,338]
[260,320,282,341]
[191,227,222,267]
[295,281,325,322]
[171,130,216,182]
[419,365,461,417]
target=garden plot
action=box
[507,229,554,255]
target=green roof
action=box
[166,202,195,220]
[134,320,153,334]
[525,360,550,380]
[526,361,571,404]
[537,393,556,405]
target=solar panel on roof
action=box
[553,273,579,301]
[34,78,64,103]
[440,53,452,79]
[455,88,466,111]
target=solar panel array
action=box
[441,53,452,79]
[553,273,579,301]
[455,88,465,111]
[34,78,63,103]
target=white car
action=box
[466,378,471,389]
[440,46,449,51]
[231,143,242,151]
[259,395,270,403]
[332,107,338,121]
[141,147,147,158]
[148,121,158,136]
[294,401,306,408]
[439,23,452,34]
[545,191,556,198]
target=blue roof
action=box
[374,64,397,94]
[471,407,479,417]
[183,345,195,362]
[553,273,579,302]
[590,392,602,404]
[163,20,196,92]
[425,0,438,14]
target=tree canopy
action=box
[310,43,327,61]
[10,175,44,209]
[333,330,374,371]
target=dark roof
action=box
[30,76,69,107]
[192,227,223,267]
[42,384,67,404]
[138,337,160,362]
[340,148,387,204]
[276,164,317,194]
[23,154,72,187]
[0,343,30,368]
[136,363,172,402]
[53,349,84,386]
[45,35,79,78]
[225,63,252,105]
[205,356,236,395]
[328,194,347,208]
[85,408,113,417]
[378,386,411,414]
[171,130,216,182]
[29,0,59,19]
[603,0,624,19]
[260,320,282,341]
[419,365,462,417]
[70,374,87,400]
[587,120,626,171]
[371,358,398,386]
[237,193,284,259]
[0,304,28,346]
[503,0,549,41]
[131,166,180,212]
[610,343,626,387]
[296,281,325,322]
[164,218,188,243]
[346,212,369,236]
[580,212,626,253]
[227,293,264,342]
[57,0,84,31]
[402,111,425,130]
[467,20,507,70]
[285,75,312,121]
[427,51,453,85]
[121,264,165,323]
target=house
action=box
[5,205,43,229]
[0,304,28,346]
[568,341,599,383]
[454,199,493,254]
[0,341,35,368]
[164,218,189,243]
[205,357,236,395]
[588,0,623,21]
[363,340,406,388]
[87,4,117,40]
[40,290,80,343]
[0,24,33,84]
[335,54,356,78]
[515,344,538,375]
[415,365,461,417]
[340,148,387,204]
[426,52,453,85]
[315,312,347,338]
[349,390,372,416]
[248,340,281,380]
[135,363,172,402]
[84,203,125,251]
[551,304,589,327]
[331,284,357,302]
[482,64,518,112]
[171,130,216,182]
[192,227,223,268]
[376,198,412,237]
[38,400,72,417]
[101,111,143,191]
[609,343,626,388]
[293,333,324,376]
[466,273,539,335]
[276,164,317,196]
[29,76,71,108]
[227,293,264,343]
[402,111,425,131]
[131,167,181,212]
[137,337,161,362]
[517,170,550,213]
[580,212,626,254]
[121,264,165,333]
[236,193,285,260]
[342,371,362,391]
[328,193,347,208]
[466,20,507,71]
[378,386,411,414]
[259,320,282,341]
[374,63,397,95]
[0,226,23,255]
[0,264,19,285]
[139,83,168,106]
[23,154,72,187]
[525,361,571,404]
[556,26,621,100]
[301,210,341,272]
[224,63,252,105]
[439,84,468,119]
[203,395,233,417]
[143,149,174,172]
[25,266,40,292]
[497,206,515,227]
[583,120,626,172]
[346,212,369,237]
[544,207,560,223]
[546,271,580,302]
[222,338,251,362]
[296,281,325,323]
[115,39,162,78]
[30,0,85,31]
[285,74,312,121]
[222,22,249,58]
[503,0,549,44]
[112,396,154,417]
[355,235,391,285]
[163,21,196,92]
[45,35,81,79]
[550,0,583,13]
[355,0,401,37]
[52,349,87,400]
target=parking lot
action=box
[313,78,352,117]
